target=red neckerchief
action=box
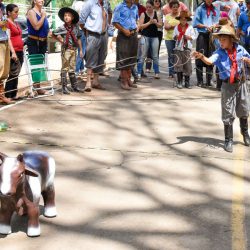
[177,23,188,46]
[205,4,216,17]
[226,46,238,84]
[64,24,78,48]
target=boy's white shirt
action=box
[173,24,197,51]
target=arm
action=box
[8,36,17,61]
[139,13,152,30]
[164,15,174,30]
[192,51,214,65]
[79,1,92,27]
[192,6,210,30]
[108,1,112,25]
[173,26,178,40]
[113,22,131,37]
[27,9,46,31]
[78,38,83,58]
[236,6,240,19]
[112,6,131,37]
[155,12,163,28]
[185,27,196,41]
[237,13,244,36]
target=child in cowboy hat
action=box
[173,10,196,89]
[193,20,250,152]
[52,7,84,94]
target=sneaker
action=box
[177,83,183,89]
[155,74,160,79]
[137,74,141,80]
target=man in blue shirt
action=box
[193,0,220,87]
[112,0,139,90]
[193,21,250,152]
[80,0,109,91]
[237,0,250,52]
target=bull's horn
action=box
[25,166,39,177]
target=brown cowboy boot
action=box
[0,82,14,104]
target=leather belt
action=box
[87,30,106,36]
[28,35,47,41]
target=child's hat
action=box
[212,19,239,41]
[175,11,192,21]
[58,7,79,24]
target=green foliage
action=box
[55,0,74,8]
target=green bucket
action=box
[28,54,48,83]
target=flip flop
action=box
[84,86,92,92]
[92,84,106,90]
[121,84,131,91]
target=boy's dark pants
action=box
[221,81,250,151]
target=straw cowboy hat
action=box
[175,11,192,21]
[58,7,79,24]
[212,19,239,41]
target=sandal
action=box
[121,83,131,91]
[84,85,92,92]
[92,84,106,90]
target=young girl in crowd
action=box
[193,20,250,152]
[173,11,196,89]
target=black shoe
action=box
[184,76,191,89]
[177,72,183,89]
[240,118,250,146]
[224,138,233,152]
[69,72,84,93]
[61,72,70,95]
[224,124,233,152]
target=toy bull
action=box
[0,151,57,237]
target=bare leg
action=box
[85,68,92,91]
[92,73,106,90]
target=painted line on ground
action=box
[0,100,25,112]
[232,134,246,250]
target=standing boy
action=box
[53,7,84,94]
[193,21,250,152]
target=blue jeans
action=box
[75,30,86,73]
[165,40,176,76]
[137,36,159,74]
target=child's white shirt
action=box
[173,24,196,51]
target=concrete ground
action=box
[0,47,250,250]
